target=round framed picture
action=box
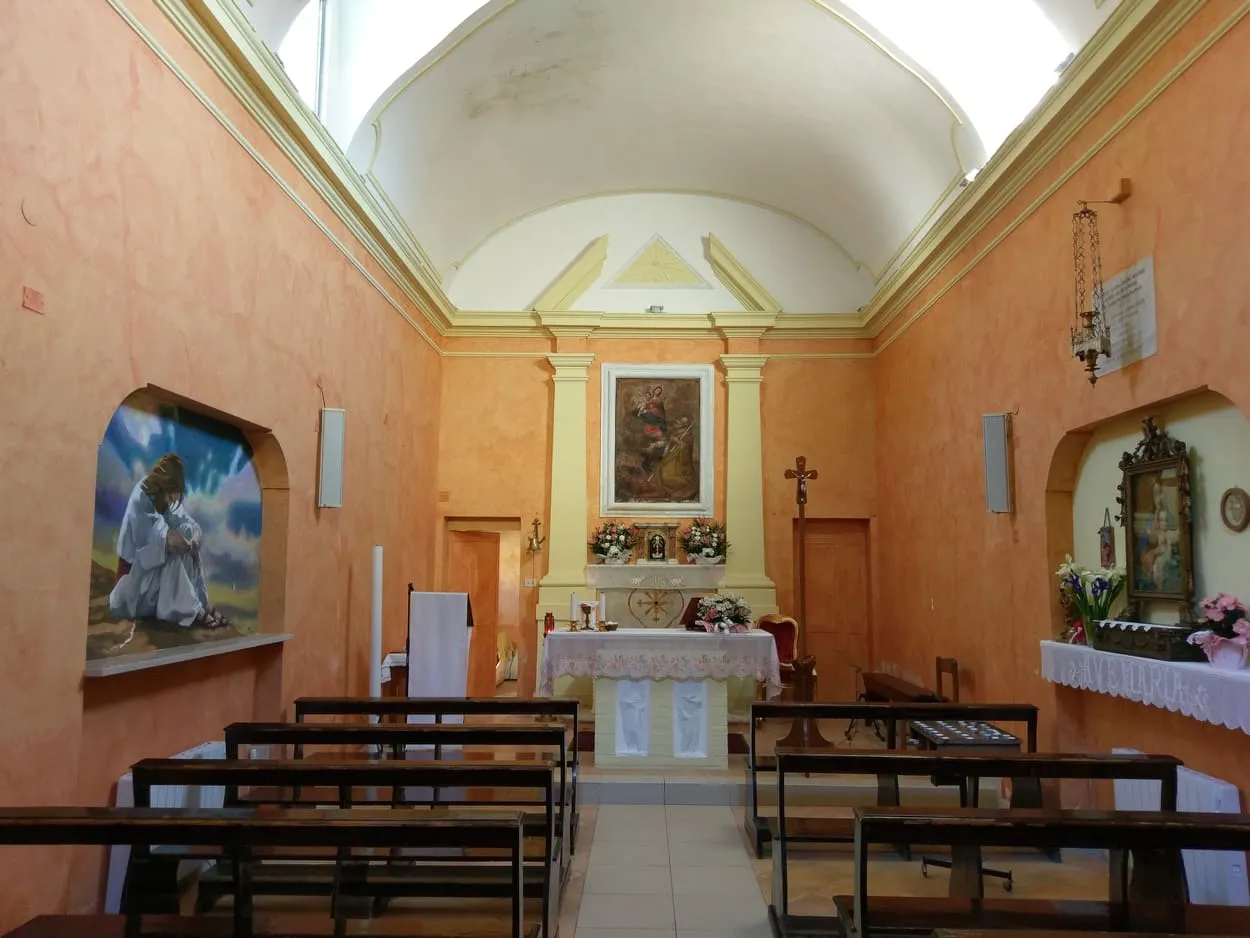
[1220,487,1249,533]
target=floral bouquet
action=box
[1055,555,1125,645]
[1187,593,1250,669]
[678,518,729,561]
[695,593,752,634]
[588,521,639,561]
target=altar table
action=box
[539,629,781,769]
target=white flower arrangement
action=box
[678,518,729,559]
[695,592,752,633]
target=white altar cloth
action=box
[1040,640,1250,736]
[538,629,782,698]
[540,629,780,769]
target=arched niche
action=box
[86,386,290,664]
[1044,386,1250,634]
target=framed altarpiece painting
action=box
[600,363,714,518]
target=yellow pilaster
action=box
[719,354,777,616]
[536,353,596,684]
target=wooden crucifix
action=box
[777,455,831,749]
[784,456,817,660]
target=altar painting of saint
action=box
[1129,468,1182,594]
[600,364,714,517]
[86,394,262,661]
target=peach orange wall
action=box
[759,357,878,618]
[0,0,440,923]
[873,1,1250,795]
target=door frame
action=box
[791,515,879,680]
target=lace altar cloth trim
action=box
[1040,640,1250,736]
[540,630,781,698]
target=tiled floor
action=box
[575,804,770,938]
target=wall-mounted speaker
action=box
[317,408,345,509]
[982,413,1013,514]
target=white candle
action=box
[369,545,383,706]
[569,593,577,622]
[599,596,607,620]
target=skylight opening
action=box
[839,0,1072,165]
[278,0,324,113]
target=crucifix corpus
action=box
[777,455,831,750]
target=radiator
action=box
[103,740,227,914]
[1112,747,1249,906]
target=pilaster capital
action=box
[547,353,596,380]
[719,354,770,383]
[539,311,602,340]
[711,312,778,341]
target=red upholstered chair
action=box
[755,614,799,699]
[680,597,704,631]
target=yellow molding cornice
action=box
[444,310,875,341]
[704,234,783,313]
[862,0,1209,335]
[530,235,609,311]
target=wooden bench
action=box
[224,721,571,832]
[769,749,1183,923]
[838,807,1250,938]
[131,757,564,937]
[0,806,527,938]
[746,702,1039,857]
[291,695,582,852]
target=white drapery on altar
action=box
[538,629,781,698]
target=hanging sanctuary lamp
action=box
[1069,178,1131,386]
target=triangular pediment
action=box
[608,236,710,288]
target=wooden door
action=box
[445,530,501,698]
[796,519,871,701]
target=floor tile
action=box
[596,817,669,842]
[578,931,676,938]
[584,865,674,895]
[673,893,769,931]
[667,824,746,848]
[578,893,676,930]
[668,840,753,868]
[671,864,764,897]
[588,840,671,869]
[678,926,772,938]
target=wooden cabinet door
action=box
[796,519,871,701]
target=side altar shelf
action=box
[585,563,725,629]
[540,629,780,769]
[1040,640,1250,736]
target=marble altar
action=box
[585,563,726,629]
[539,629,781,769]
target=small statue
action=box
[649,533,666,561]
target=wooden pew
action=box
[131,757,563,938]
[769,749,1182,926]
[224,722,571,832]
[840,807,1250,938]
[291,696,582,852]
[746,701,1040,857]
[0,806,527,938]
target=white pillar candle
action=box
[599,596,607,620]
[569,593,577,622]
[369,545,384,707]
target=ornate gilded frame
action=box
[1115,418,1195,621]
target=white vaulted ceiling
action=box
[242,0,1121,314]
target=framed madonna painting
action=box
[600,363,714,517]
[1116,417,1194,617]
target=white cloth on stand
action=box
[406,592,472,728]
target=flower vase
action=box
[600,554,628,565]
[1203,637,1249,670]
[692,554,724,566]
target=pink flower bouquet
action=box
[1187,593,1250,670]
